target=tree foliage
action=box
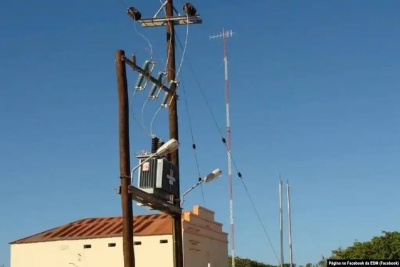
[229,256,275,267]
[228,256,295,267]
[227,231,400,267]
[331,231,400,259]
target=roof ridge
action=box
[10,213,173,245]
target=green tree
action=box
[228,256,296,267]
[228,256,275,267]
[331,231,400,259]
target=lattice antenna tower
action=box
[210,28,236,267]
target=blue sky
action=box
[1,0,400,266]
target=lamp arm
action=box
[180,180,204,207]
[130,152,158,183]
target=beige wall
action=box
[182,206,229,267]
[10,206,228,267]
[10,235,174,267]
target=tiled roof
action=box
[10,213,172,244]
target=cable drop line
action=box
[140,98,151,137]
[180,72,206,206]
[229,151,281,265]
[116,0,128,8]
[239,175,281,265]
[150,106,162,137]
[175,33,225,139]
[130,90,148,136]
[175,13,190,78]
[176,32,280,263]
[159,0,172,73]
[133,21,154,60]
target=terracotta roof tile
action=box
[10,213,172,245]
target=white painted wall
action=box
[10,207,229,267]
[10,235,173,267]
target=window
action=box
[83,244,91,249]
[134,241,142,245]
[160,239,168,244]
[108,243,116,247]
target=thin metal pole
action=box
[165,1,183,267]
[287,181,293,267]
[279,178,284,267]
[209,29,235,267]
[222,28,235,267]
[116,49,135,267]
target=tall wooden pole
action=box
[165,1,183,267]
[116,49,135,267]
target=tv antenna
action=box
[210,28,236,267]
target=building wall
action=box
[10,235,173,267]
[10,206,228,267]
[182,206,229,267]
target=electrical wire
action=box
[150,106,162,137]
[116,0,128,8]
[116,0,155,138]
[146,1,190,138]
[180,72,206,206]
[175,33,281,264]
[159,0,172,74]
[175,33,225,138]
[129,89,148,135]
[119,1,278,262]
[232,156,281,265]
[142,0,176,139]
[133,20,154,135]
[140,98,151,136]
[117,0,154,60]
[133,22,153,60]
[175,13,189,78]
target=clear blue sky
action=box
[1,0,400,266]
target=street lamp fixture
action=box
[130,138,179,182]
[180,168,222,206]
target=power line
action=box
[175,33,225,139]
[179,72,206,206]
[175,32,281,265]
[120,2,203,267]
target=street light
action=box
[180,168,222,206]
[130,138,179,182]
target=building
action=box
[10,205,228,267]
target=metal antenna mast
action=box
[287,180,294,267]
[210,28,235,267]
[279,177,284,267]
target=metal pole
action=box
[279,178,284,267]
[116,50,135,267]
[287,181,293,267]
[209,29,235,267]
[165,1,183,267]
[223,29,235,267]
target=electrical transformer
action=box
[137,156,179,198]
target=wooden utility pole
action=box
[121,3,202,267]
[116,49,135,267]
[165,1,183,267]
